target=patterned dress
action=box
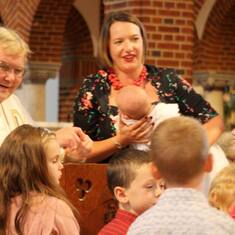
[73,64,217,144]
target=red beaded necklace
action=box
[108,65,148,90]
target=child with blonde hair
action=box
[209,164,235,219]
[0,124,80,234]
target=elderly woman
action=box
[73,11,224,162]
[0,27,92,160]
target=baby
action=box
[115,85,180,151]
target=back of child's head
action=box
[150,116,209,185]
[217,131,235,163]
[116,85,150,119]
[209,164,235,213]
[107,149,151,193]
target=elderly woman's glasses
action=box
[0,60,25,78]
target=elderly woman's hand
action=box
[63,128,93,162]
[117,116,154,147]
[55,127,84,149]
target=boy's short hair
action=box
[150,116,209,184]
[107,149,151,192]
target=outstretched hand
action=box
[55,127,93,162]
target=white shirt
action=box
[122,103,180,151]
[0,94,34,145]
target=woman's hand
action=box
[117,116,154,147]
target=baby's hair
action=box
[116,85,150,120]
[150,116,209,185]
[209,164,235,213]
[107,149,152,192]
[0,124,73,235]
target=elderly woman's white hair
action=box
[0,27,31,61]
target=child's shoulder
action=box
[46,196,74,217]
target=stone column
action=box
[16,61,61,121]
[192,72,235,121]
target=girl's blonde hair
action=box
[209,164,235,213]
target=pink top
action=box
[229,204,235,220]
[6,194,80,235]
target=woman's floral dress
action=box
[73,64,217,152]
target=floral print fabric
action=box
[73,64,217,142]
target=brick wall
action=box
[194,0,206,17]
[0,0,39,41]
[193,0,235,72]
[29,0,73,62]
[59,6,98,121]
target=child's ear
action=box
[114,186,129,204]
[209,191,218,207]
[151,162,162,180]
[204,154,213,173]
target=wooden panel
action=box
[60,163,117,235]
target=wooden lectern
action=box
[60,163,117,235]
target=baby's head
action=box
[0,124,64,199]
[116,85,151,120]
[209,164,235,214]
[150,116,211,187]
[108,149,162,215]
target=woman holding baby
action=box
[73,11,224,162]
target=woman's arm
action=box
[203,115,224,146]
[168,71,224,145]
